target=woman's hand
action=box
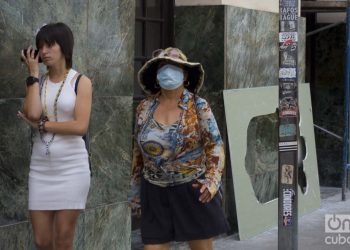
[129,197,141,218]
[192,181,214,203]
[17,111,38,129]
[21,46,39,77]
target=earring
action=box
[184,81,190,87]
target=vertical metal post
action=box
[342,0,350,201]
[278,0,299,249]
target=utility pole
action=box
[278,0,299,249]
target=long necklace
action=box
[40,70,69,155]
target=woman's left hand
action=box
[21,46,40,77]
[17,111,38,129]
[192,181,213,203]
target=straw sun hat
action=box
[137,47,205,94]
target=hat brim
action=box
[138,56,204,95]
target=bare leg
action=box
[54,210,81,250]
[30,211,55,250]
[144,243,171,250]
[188,238,213,250]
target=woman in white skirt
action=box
[18,22,92,250]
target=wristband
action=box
[26,76,39,86]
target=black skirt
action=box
[140,176,230,244]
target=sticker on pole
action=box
[280,7,298,21]
[280,82,297,90]
[282,188,295,226]
[281,51,297,67]
[279,124,297,137]
[279,32,298,42]
[280,0,298,8]
[281,164,294,184]
[279,68,297,79]
[280,39,297,51]
[279,96,298,118]
[279,141,298,151]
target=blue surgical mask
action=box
[156,64,184,90]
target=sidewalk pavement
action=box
[132,187,350,250]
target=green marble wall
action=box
[175,5,306,232]
[0,0,134,249]
[226,7,306,88]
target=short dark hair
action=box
[36,22,74,69]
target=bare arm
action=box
[21,47,42,120]
[44,75,92,136]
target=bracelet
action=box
[38,116,48,134]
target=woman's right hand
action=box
[17,111,38,128]
[21,46,39,78]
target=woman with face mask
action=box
[129,47,229,250]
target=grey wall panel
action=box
[0,99,30,226]
[84,203,131,250]
[87,0,134,97]
[0,0,33,98]
[175,6,225,93]
[32,0,88,75]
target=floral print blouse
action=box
[129,89,225,205]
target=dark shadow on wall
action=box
[310,23,345,187]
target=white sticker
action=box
[279,68,297,78]
[279,32,298,42]
[279,141,297,147]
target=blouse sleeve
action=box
[128,102,145,209]
[196,97,225,197]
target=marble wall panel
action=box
[32,0,88,75]
[84,203,131,250]
[226,6,306,89]
[0,0,33,98]
[0,221,32,250]
[226,7,279,88]
[87,0,134,97]
[87,97,133,208]
[72,213,86,250]
[0,99,31,226]
[175,6,225,93]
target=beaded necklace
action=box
[40,69,69,155]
